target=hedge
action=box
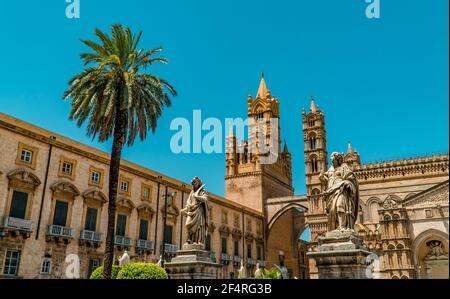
[89,265,122,279]
[116,263,168,279]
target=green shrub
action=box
[89,265,122,279]
[116,263,168,279]
[255,268,281,279]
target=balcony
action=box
[233,255,242,263]
[47,225,74,238]
[136,239,154,251]
[2,216,32,232]
[80,230,103,243]
[160,243,179,254]
[247,258,257,267]
[257,260,265,267]
[220,253,232,264]
[115,235,133,247]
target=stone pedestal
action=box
[307,230,373,279]
[165,244,220,279]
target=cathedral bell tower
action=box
[302,97,329,241]
[225,74,293,214]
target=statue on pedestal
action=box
[319,152,359,232]
[237,260,246,278]
[118,250,130,266]
[254,263,263,278]
[180,177,210,248]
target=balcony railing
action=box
[160,243,179,254]
[2,216,32,232]
[257,260,265,267]
[221,253,232,261]
[47,225,74,238]
[136,239,154,251]
[115,235,133,246]
[80,230,103,242]
[233,256,242,263]
[247,258,257,266]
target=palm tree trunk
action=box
[103,105,128,279]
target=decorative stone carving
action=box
[7,168,41,191]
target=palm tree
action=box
[63,24,177,279]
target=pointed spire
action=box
[310,96,317,113]
[347,142,353,154]
[228,126,235,137]
[283,140,289,153]
[256,72,270,99]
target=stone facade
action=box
[302,98,449,279]
[0,112,265,279]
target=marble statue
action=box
[254,262,263,278]
[320,152,359,232]
[118,250,130,266]
[237,260,246,278]
[180,176,210,248]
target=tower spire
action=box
[310,96,317,113]
[256,73,270,99]
[347,142,353,154]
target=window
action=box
[16,142,38,169]
[221,238,227,254]
[141,184,152,202]
[89,166,104,187]
[164,225,173,244]
[121,181,129,192]
[40,259,51,275]
[311,158,319,173]
[9,191,28,219]
[84,207,98,231]
[119,176,132,196]
[309,137,317,150]
[116,214,127,236]
[58,156,77,180]
[234,240,239,256]
[257,245,262,260]
[62,162,73,175]
[221,211,228,224]
[233,214,240,228]
[53,200,69,227]
[247,243,252,258]
[309,119,315,127]
[247,218,252,232]
[139,219,149,240]
[3,250,20,276]
[88,259,101,277]
[21,149,33,163]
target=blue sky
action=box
[0,0,448,202]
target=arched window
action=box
[310,156,319,173]
[384,215,392,221]
[392,275,400,279]
[369,200,381,223]
[309,119,315,128]
[309,135,317,150]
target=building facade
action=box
[0,113,265,279]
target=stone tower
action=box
[302,97,329,241]
[225,74,293,214]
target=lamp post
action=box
[161,186,177,267]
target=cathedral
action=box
[224,75,449,279]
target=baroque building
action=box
[0,113,265,279]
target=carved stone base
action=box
[165,249,220,279]
[307,230,373,279]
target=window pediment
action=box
[232,228,242,239]
[82,188,107,206]
[137,202,155,219]
[116,197,135,213]
[7,168,41,191]
[50,181,80,199]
